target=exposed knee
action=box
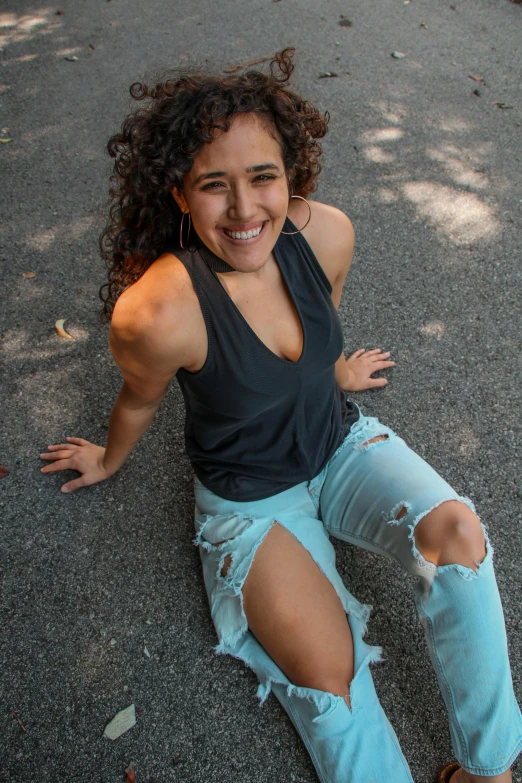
[414,500,486,570]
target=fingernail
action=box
[61,487,69,493]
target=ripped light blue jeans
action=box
[193,410,522,782]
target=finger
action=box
[364,348,384,356]
[370,361,396,371]
[61,477,86,494]
[368,377,389,388]
[350,349,366,359]
[40,449,76,461]
[40,459,76,474]
[65,437,90,445]
[46,443,74,451]
[369,351,391,361]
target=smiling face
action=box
[172,112,290,273]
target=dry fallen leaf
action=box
[318,72,338,78]
[391,51,406,59]
[0,466,9,479]
[104,705,136,740]
[469,74,484,83]
[338,18,352,27]
[22,272,36,278]
[494,101,513,109]
[88,44,95,50]
[55,319,74,339]
[56,9,65,14]
[125,762,136,783]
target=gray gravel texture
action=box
[1,0,521,781]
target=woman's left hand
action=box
[338,348,395,392]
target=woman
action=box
[40,50,521,782]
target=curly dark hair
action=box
[99,48,329,321]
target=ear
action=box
[171,186,189,214]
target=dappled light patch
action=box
[25,216,95,252]
[364,146,395,164]
[0,10,60,52]
[374,102,407,125]
[359,127,404,144]
[357,104,504,248]
[377,187,399,203]
[438,117,472,134]
[9,53,38,64]
[400,181,501,244]
[55,46,81,57]
[425,146,489,190]
[419,320,446,340]
[26,227,56,251]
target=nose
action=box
[227,182,257,222]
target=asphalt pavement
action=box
[1,0,521,781]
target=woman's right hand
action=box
[39,437,112,493]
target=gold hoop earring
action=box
[281,195,312,235]
[179,211,191,249]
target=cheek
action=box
[188,196,221,231]
[261,183,290,216]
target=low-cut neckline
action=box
[196,222,305,366]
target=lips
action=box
[220,221,267,242]
[224,225,263,240]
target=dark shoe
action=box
[437,762,461,782]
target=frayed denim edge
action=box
[195,515,382,719]
[407,495,493,580]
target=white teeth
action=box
[224,225,263,240]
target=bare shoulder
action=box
[288,199,355,288]
[110,252,204,381]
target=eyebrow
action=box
[193,163,280,185]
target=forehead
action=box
[190,113,284,175]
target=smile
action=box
[221,222,266,241]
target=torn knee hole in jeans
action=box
[408,497,492,580]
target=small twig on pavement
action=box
[12,711,27,733]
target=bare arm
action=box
[40,283,190,492]
[101,302,181,475]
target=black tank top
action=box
[172,217,359,501]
